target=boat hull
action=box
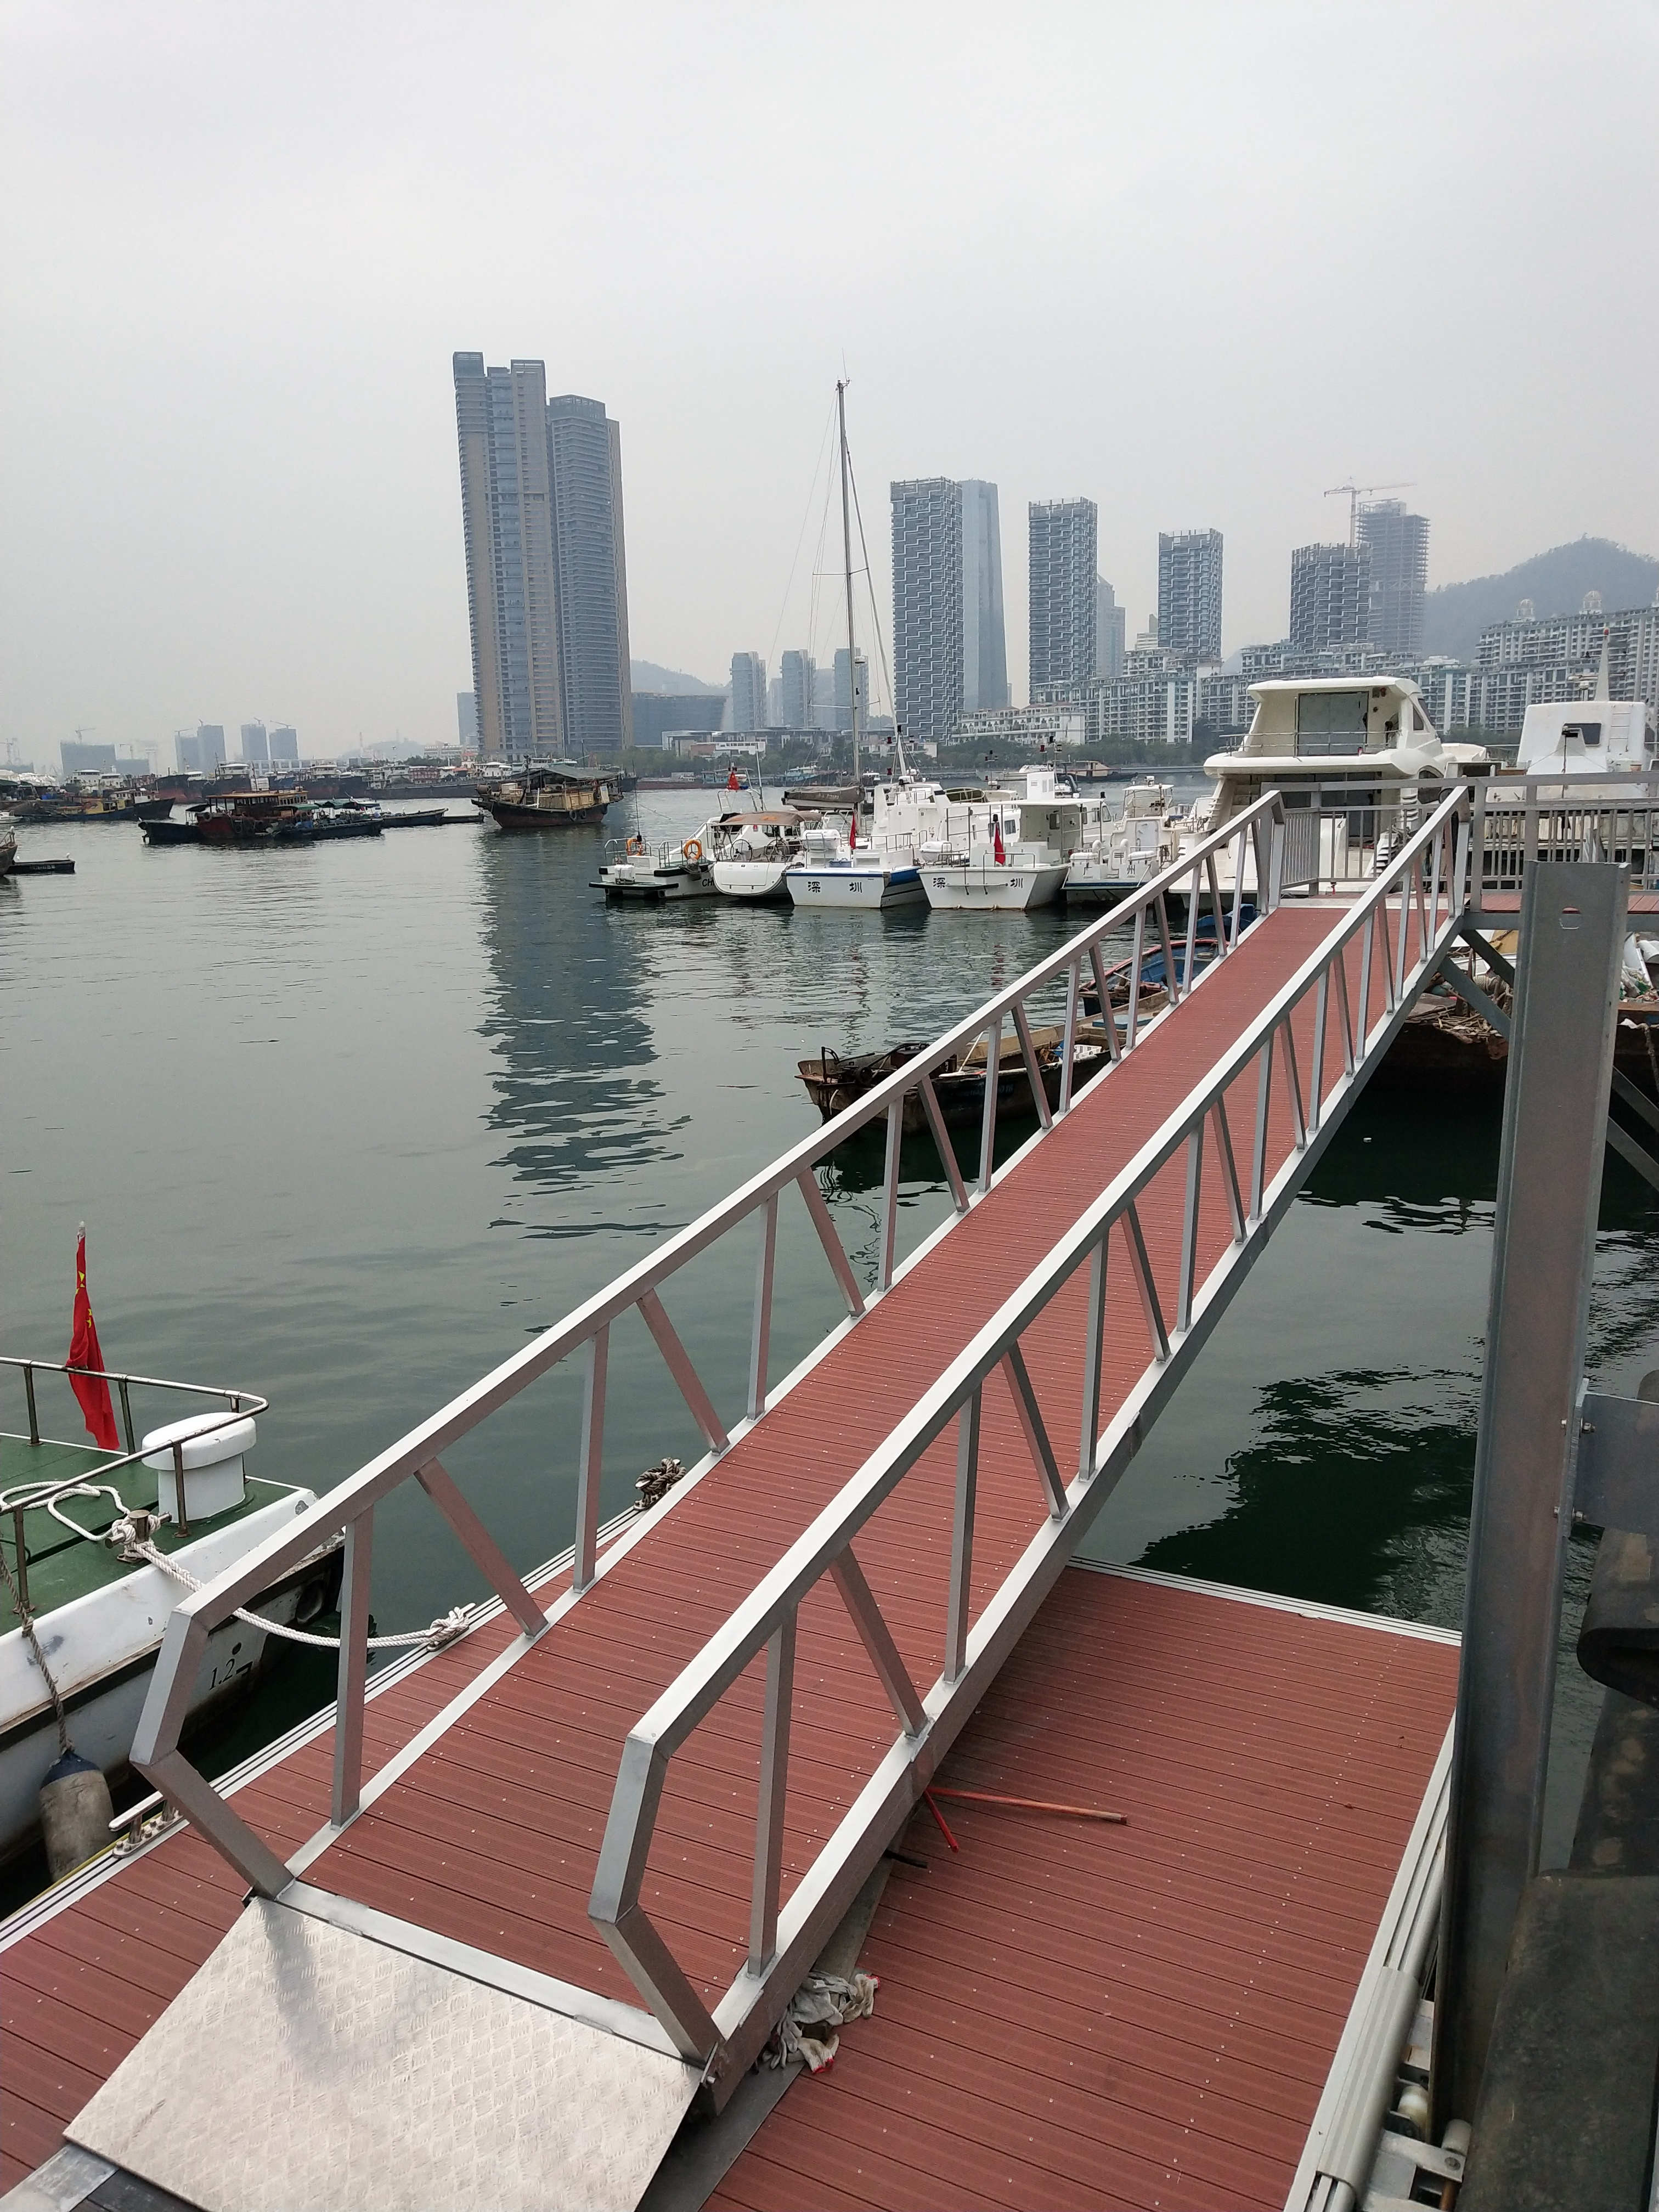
[477,796,610,829]
[923,863,1067,911]
[712,860,792,902]
[785,864,925,909]
[597,863,715,900]
[0,1510,341,1863]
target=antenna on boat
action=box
[837,379,859,845]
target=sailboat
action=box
[784,382,952,911]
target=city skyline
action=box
[5,8,1656,756]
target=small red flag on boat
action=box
[68,1228,119,1451]
[992,816,1007,866]
[727,766,742,791]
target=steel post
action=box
[1433,861,1628,2130]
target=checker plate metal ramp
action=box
[66,1901,697,2212]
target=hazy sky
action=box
[5,1,1657,759]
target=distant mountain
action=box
[1424,537,1659,660]
[631,659,725,696]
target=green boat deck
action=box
[0,1432,293,1635]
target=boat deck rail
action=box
[587,785,1471,2076]
[128,788,1298,1893]
[0,1358,270,1593]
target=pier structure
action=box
[7,776,1659,2209]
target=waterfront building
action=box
[452,355,633,760]
[268,726,299,764]
[546,393,633,756]
[1096,579,1126,680]
[240,723,269,766]
[954,702,1087,749]
[833,647,868,733]
[176,724,228,774]
[1157,529,1223,661]
[729,653,768,733]
[780,651,816,730]
[60,740,117,775]
[456,693,478,748]
[630,692,726,748]
[891,476,1008,746]
[811,667,838,729]
[1028,498,1098,696]
[1357,499,1429,658]
[1289,543,1372,652]
[1071,670,1198,750]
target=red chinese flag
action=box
[68,1229,119,1450]
[727,766,741,791]
[992,817,1007,866]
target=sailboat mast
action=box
[837,378,859,831]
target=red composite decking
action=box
[1,892,1434,2195]
[711,1569,1458,2212]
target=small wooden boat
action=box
[798,1024,1116,1130]
[475,765,614,829]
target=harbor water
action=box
[5,785,1657,1888]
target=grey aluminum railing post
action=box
[1432,861,1628,2133]
[332,1505,374,1826]
[1057,963,1080,1115]
[23,1364,38,1447]
[945,1389,980,1683]
[117,1377,136,1457]
[750,1198,778,1413]
[1124,906,1146,1050]
[978,1016,1001,1190]
[1078,1237,1107,1479]
[876,1112,901,1294]
[748,1605,796,1972]
[1175,1120,1205,1334]
[574,1325,608,1591]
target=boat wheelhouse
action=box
[921,764,1100,912]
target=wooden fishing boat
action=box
[475,765,614,829]
[798,1023,1116,1129]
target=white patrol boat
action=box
[787,776,983,910]
[1064,778,1178,903]
[1177,675,1488,900]
[921,764,1098,912]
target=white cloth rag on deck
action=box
[764,1971,879,2074]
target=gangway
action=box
[8,776,1659,2209]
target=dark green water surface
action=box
[5,786,1656,1881]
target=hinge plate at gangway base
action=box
[64,1900,698,2212]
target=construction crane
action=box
[1323,481,1415,547]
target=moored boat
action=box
[1064,777,1178,902]
[596,828,717,899]
[922,764,1097,912]
[1,1352,342,1872]
[798,1022,1115,1128]
[0,813,16,879]
[708,807,822,901]
[475,764,614,828]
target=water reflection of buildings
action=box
[476,832,666,1210]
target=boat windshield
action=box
[1295,689,1371,757]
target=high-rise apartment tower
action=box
[1357,500,1429,659]
[891,477,1008,746]
[453,354,633,759]
[729,653,768,732]
[240,723,269,766]
[1289,543,1372,652]
[1157,530,1224,662]
[780,651,816,729]
[1096,580,1126,680]
[1029,499,1098,696]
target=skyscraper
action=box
[1357,500,1429,658]
[453,354,633,759]
[780,651,816,729]
[891,477,1008,746]
[548,393,633,755]
[1289,543,1372,652]
[729,653,768,732]
[1029,499,1098,696]
[269,726,299,764]
[1157,530,1224,662]
[1096,580,1126,680]
[240,722,269,765]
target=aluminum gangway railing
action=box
[584,788,1474,2082]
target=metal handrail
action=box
[586,786,1472,2078]
[128,789,1290,1899]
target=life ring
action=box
[625,834,645,855]
[682,838,703,864]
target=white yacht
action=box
[787,776,983,909]
[1063,778,1177,904]
[921,765,1098,912]
[1502,634,1655,792]
[708,806,821,902]
[1178,675,1488,898]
